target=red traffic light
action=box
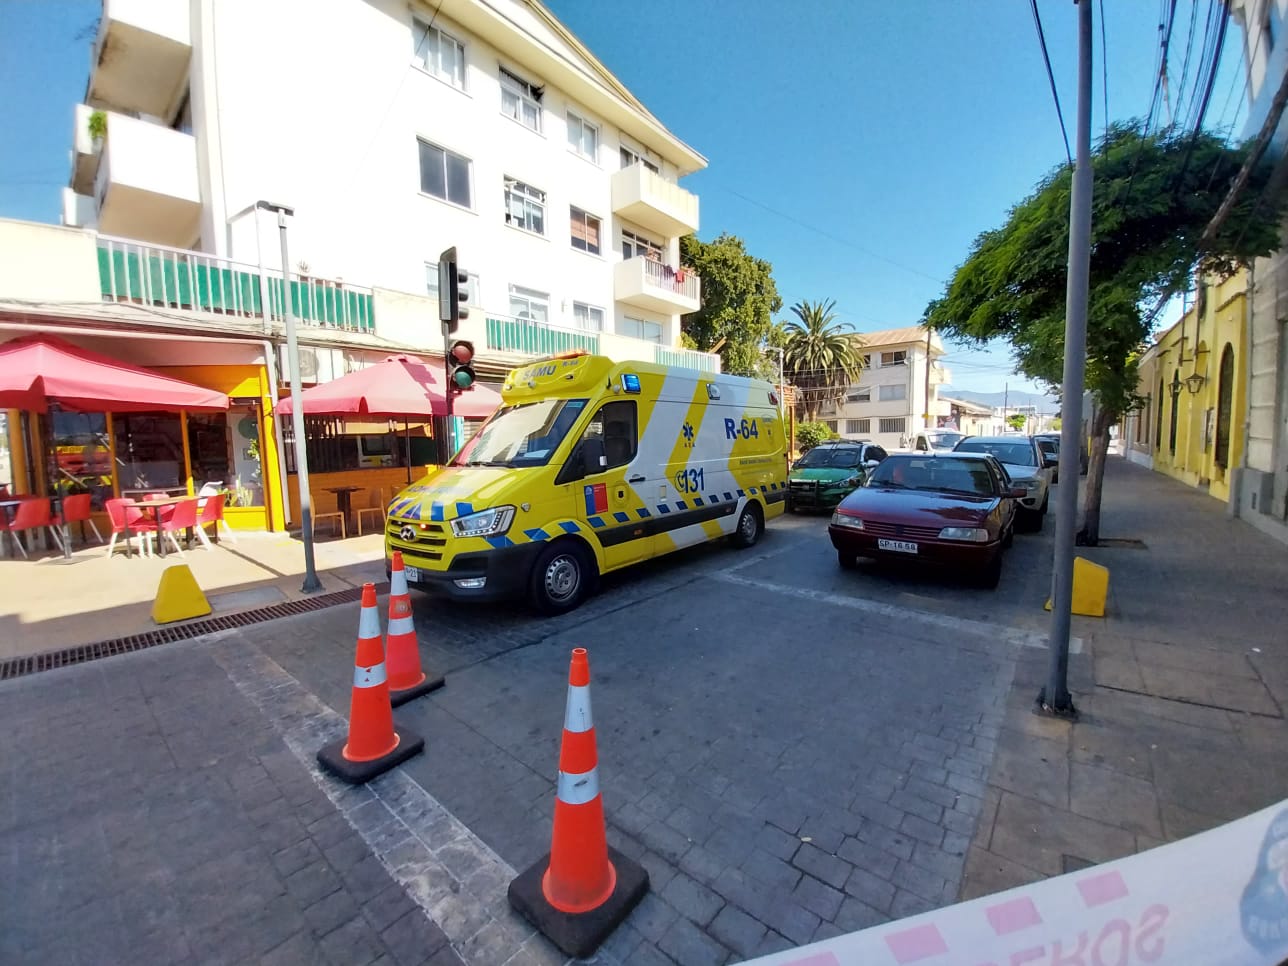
[450,341,474,364]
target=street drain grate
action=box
[0,581,389,682]
[1092,538,1148,549]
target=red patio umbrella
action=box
[0,334,229,413]
[274,354,500,419]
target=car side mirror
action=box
[582,437,607,476]
[864,459,880,469]
[1009,486,1027,499]
[1042,456,1058,469]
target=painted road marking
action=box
[713,572,1084,654]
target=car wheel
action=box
[1040,490,1050,514]
[1002,521,1015,549]
[528,540,595,615]
[1052,470,1060,485]
[785,495,795,514]
[978,552,1003,589]
[1018,507,1041,533]
[731,502,764,548]
[837,549,858,570]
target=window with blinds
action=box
[570,207,601,255]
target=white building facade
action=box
[62,0,713,372]
[819,326,950,450]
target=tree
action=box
[924,124,1283,543]
[782,300,866,420]
[795,421,837,452]
[1007,413,1028,432]
[680,234,782,376]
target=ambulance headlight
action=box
[451,506,516,538]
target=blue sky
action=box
[0,0,1249,393]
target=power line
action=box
[1100,0,1110,130]
[1172,0,1203,127]
[1175,0,1229,184]
[1029,0,1073,164]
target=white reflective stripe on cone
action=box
[563,684,593,733]
[387,615,415,636]
[556,767,600,806]
[358,605,382,639]
[354,662,388,688]
[389,568,408,596]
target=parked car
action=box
[910,429,965,454]
[827,452,1021,588]
[786,440,888,512]
[952,435,1055,531]
[1033,432,1088,482]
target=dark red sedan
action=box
[827,452,1022,588]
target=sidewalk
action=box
[962,456,1288,899]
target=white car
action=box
[951,435,1055,531]
[911,430,966,454]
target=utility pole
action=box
[923,325,933,431]
[1039,0,1093,719]
[262,201,321,593]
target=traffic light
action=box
[437,246,469,334]
[447,340,475,392]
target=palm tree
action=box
[783,299,865,420]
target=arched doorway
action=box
[1168,369,1180,454]
[1214,344,1235,468]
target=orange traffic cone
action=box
[508,648,648,957]
[385,551,444,706]
[317,583,424,784]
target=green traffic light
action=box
[452,369,474,389]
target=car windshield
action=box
[955,438,1036,467]
[452,398,588,468]
[926,432,964,448]
[1037,437,1059,457]
[865,456,996,496]
[796,447,863,469]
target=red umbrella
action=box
[274,354,500,419]
[0,334,229,413]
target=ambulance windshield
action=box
[453,398,588,468]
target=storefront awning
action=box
[0,334,229,413]
[275,354,500,419]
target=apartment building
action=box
[819,326,949,450]
[62,0,708,366]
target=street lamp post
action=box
[259,201,322,593]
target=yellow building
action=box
[1127,271,1248,503]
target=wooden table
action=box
[127,495,193,559]
[326,486,364,533]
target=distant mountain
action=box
[943,388,1060,412]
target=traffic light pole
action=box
[441,320,455,461]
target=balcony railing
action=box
[485,314,600,356]
[654,344,721,373]
[641,258,700,301]
[96,235,375,332]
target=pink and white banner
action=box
[739,799,1288,966]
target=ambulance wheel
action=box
[731,503,763,549]
[529,540,595,614]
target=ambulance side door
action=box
[571,399,654,570]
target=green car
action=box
[786,440,888,512]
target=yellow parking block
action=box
[152,564,212,624]
[1044,556,1109,618]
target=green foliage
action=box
[783,299,866,419]
[1049,417,1062,431]
[680,233,782,375]
[1007,413,1028,431]
[795,421,838,452]
[924,124,1284,420]
[87,110,107,142]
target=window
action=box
[878,384,906,402]
[580,400,638,471]
[500,66,542,132]
[878,417,906,435]
[567,112,598,161]
[504,179,545,234]
[412,19,465,89]
[455,398,588,468]
[621,317,663,343]
[418,139,471,207]
[620,144,659,174]
[860,354,871,369]
[856,419,871,434]
[847,387,871,402]
[570,207,601,255]
[824,420,839,433]
[622,228,663,261]
[881,350,907,367]
[845,419,866,435]
[868,445,887,460]
[425,262,478,303]
[509,285,550,323]
[915,436,929,452]
[572,302,605,332]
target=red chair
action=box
[7,498,64,559]
[104,498,154,557]
[160,498,199,556]
[195,493,227,550]
[54,493,104,546]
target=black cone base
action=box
[316,727,424,784]
[389,671,445,707]
[507,846,649,958]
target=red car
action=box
[827,452,1022,588]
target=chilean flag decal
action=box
[583,483,608,515]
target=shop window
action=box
[114,412,186,494]
[49,411,113,510]
[188,403,265,508]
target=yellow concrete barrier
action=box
[152,564,212,624]
[1044,556,1109,618]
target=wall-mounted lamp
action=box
[1169,372,1183,398]
[1184,372,1206,394]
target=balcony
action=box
[614,257,701,315]
[611,163,699,237]
[71,104,98,196]
[62,189,97,230]
[483,314,720,373]
[96,235,375,333]
[88,0,191,117]
[92,112,200,248]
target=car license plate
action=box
[877,539,918,554]
[403,565,423,582]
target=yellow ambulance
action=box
[384,351,787,613]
